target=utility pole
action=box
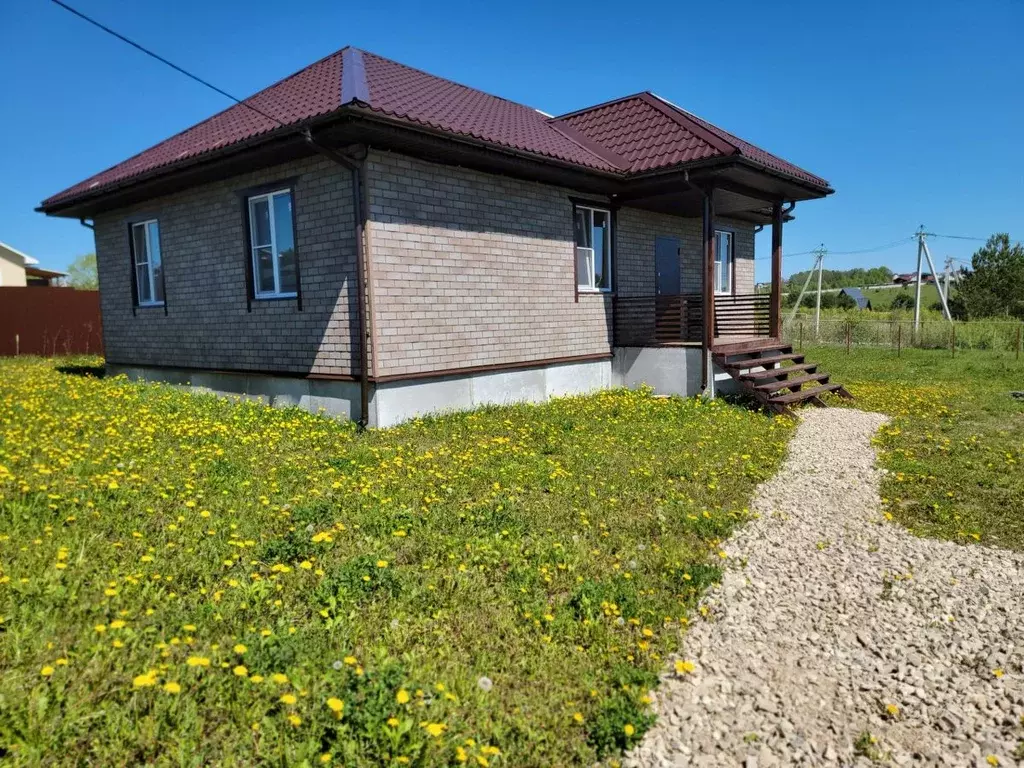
[914,227,953,324]
[914,226,925,334]
[814,245,825,337]
[786,245,826,329]
[944,256,954,300]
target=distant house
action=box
[893,272,933,285]
[839,287,872,310]
[0,241,67,286]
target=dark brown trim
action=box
[370,353,612,385]
[701,187,716,391]
[105,359,359,382]
[770,203,783,338]
[126,223,138,316]
[238,178,302,311]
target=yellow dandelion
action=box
[326,697,345,717]
[271,673,289,684]
[624,724,635,737]
[674,659,696,675]
[233,665,248,677]
[163,681,181,694]
[396,688,410,704]
[40,666,55,677]
[280,693,297,705]
[234,644,247,654]
[287,714,301,727]
[185,656,211,667]
[132,671,158,688]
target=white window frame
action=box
[248,189,297,300]
[131,219,164,307]
[714,229,734,295]
[574,204,613,293]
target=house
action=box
[839,287,872,310]
[0,241,67,287]
[38,47,845,426]
[893,272,933,285]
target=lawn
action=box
[813,345,1024,550]
[0,358,792,766]
[861,283,942,310]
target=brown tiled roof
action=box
[554,92,829,187]
[41,48,828,210]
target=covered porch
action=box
[609,159,828,390]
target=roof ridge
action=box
[340,47,370,104]
[639,92,739,157]
[358,49,548,114]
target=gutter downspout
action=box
[303,131,374,428]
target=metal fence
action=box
[783,315,1024,356]
[0,287,104,357]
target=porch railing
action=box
[612,293,770,346]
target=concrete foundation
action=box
[369,358,612,428]
[109,365,361,422]
[110,351,735,429]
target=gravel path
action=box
[626,408,1024,767]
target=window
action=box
[574,205,612,291]
[714,229,734,294]
[130,220,164,306]
[247,189,297,298]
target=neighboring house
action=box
[38,47,837,426]
[0,241,68,287]
[893,272,933,285]
[839,287,872,310]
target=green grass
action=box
[861,283,942,310]
[0,357,792,766]
[809,345,1024,549]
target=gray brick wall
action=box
[93,155,359,376]
[365,150,613,377]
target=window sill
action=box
[136,302,165,309]
[253,293,298,302]
[577,288,613,295]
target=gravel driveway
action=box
[626,408,1024,767]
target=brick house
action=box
[39,48,836,426]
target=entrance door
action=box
[655,236,681,295]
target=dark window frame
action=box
[713,226,736,295]
[238,177,302,312]
[126,216,168,315]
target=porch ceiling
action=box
[624,187,778,223]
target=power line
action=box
[49,0,288,130]
[927,233,989,242]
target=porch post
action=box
[701,187,716,394]
[770,202,783,339]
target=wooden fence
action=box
[0,287,103,357]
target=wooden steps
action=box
[712,339,853,417]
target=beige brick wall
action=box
[93,155,359,376]
[365,151,612,377]
[616,209,755,297]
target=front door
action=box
[655,236,681,295]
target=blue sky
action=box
[2,0,1022,281]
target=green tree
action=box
[67,252,98,290]
[949,234,1024,319]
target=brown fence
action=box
[0,287,103,357]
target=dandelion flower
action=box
[396,688,411,704]
[320,755,332,764]
[40,666,55,677]
[986,756,999,766]
[674,660,696,675]
[387,717,400,727]
[280,693,297,705]
[326,697,344,718]
[163,681,181,694]
[271,673,289,685]
[234,644,247,654]
[186,656,211,668]
[332,660,343,671]
[133,671,158,688]
[376,560,388,568]
[624,724,635,737]
[233,665,248,677]
[343,656,356,666]
[424,722,446,738]
[287,714,301,727]
[885,703,900,718]
[572,712,584,724]
[477,676,493,692]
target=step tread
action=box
[752,373,831,393]
[739,362,819,380]
[719,352,805,369]
[769,383,843,405]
